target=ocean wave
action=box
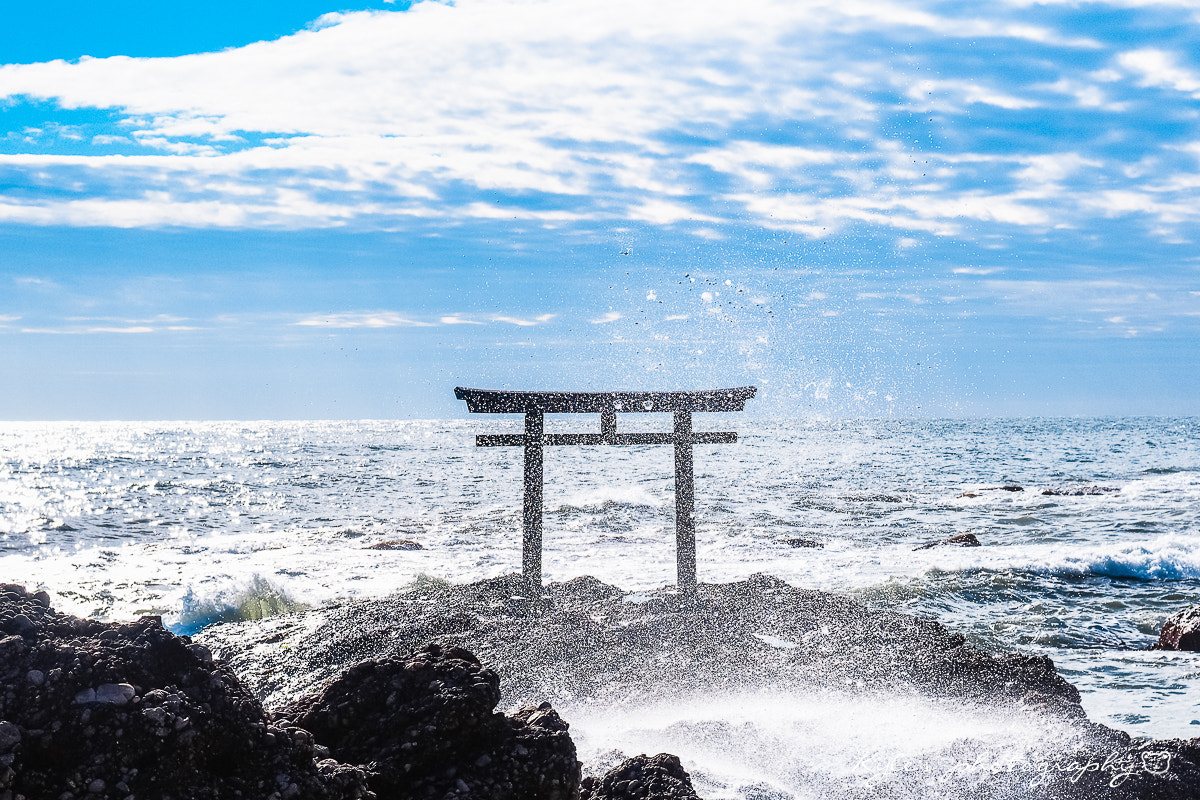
[172,575,308,636]
[917,535,1200,582]
[1065,537,1200,581]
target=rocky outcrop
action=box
[0,582,372,800]
[1152,606,1200,651]
[0,584,580,800]
[202,573,1084,720]
[7,576,1200,800]
[277,643,579,800]
[580,754,700,800]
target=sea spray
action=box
[563,689,1092,800]
[174,574,308,635]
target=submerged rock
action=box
[1040,485,1120,496]
[957,485,1024,498]
[913,532,982,550]
[1152,606,1200,651]
[580,753,700,800]
[782,537,824,548]
[363,539,425,551]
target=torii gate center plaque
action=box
[455,386,757,595]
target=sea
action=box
[2,416,1198,796]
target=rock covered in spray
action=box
[580,753,701,800]
[202,572,1084,713]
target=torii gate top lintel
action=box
[454,386,757,414]
[456,386,757,596]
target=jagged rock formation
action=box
[201,573,1200,800]
[4,576,1200,800]
[0,584,579,800]
[0,582,371,800]
[580,754,700,800]
[277,643,579,800]
[201,573,1086,715]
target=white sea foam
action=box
[565,689,1087,800]
[904,534,1200,582]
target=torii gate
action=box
[455,386,757,595]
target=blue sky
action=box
[1,0,1199,419]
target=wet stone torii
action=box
[455,386,757,595]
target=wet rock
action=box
[580,753,701,800]
[782,537,824,548]
[0,583,374,800]
[202,572,1082,722]
[1040,485,1120,496]
[363,539,425,551]
[278,643,580,800]
[1152,605,1200,651]
[958,486,1024,498]
[913,533,982,550]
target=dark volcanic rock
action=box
[202,573,1080,717]
[580,753,700,800]
[363,539,425,551]
[913,532,982,550]
[781,537,824,548]
[196,574,1200,799]
[958,485,1024,498]
[1152,606,1200,651]
[0,582,372,800]
[1040,485,1121,496]
[278,643,580,800]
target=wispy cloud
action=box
[439,314,484,325]
[20,325,156,334]
[491,314,556,327]
[590,311,623,324]
[293,312,434,328]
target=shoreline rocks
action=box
[203,572,1085,715]
[277,643,579,800]
[580,754,700,800]
[0,582,371,800]
[5,577,1200,799]
[0,584,579,800]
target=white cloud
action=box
[492,313,556,326]
[293,312,434,328]
[591,311,623,324]
[440,314,484,325]
[1118,48,1200,96]
[20,326,155,334]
